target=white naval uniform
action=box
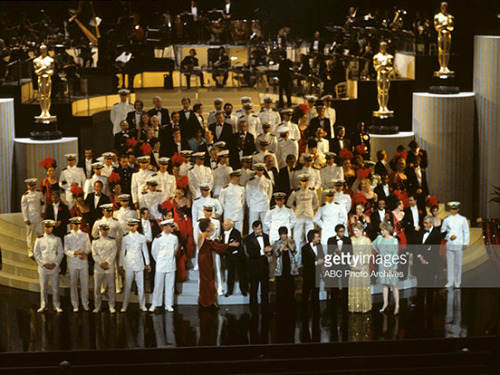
[101,164,115,178]
[110,101,134,135]
[219,183,246,232]
[263,205,297,244]
[294,166,321,191]
[156,171,176,200]
[320,165,344,189]
[64,229,91,309]
[92,236,117,310]
[225,113,239,133]
[246,175,273,232]
[287,188,319,246]
[305,107,318,126]
[275,121,300,141]
[192,196,223,243]
[207,109,219,126]
[257,108,281,134]
[59,166,86,208]
[240,168,253,187]
[33,233,64,309]
[114,207,138,234]
[138,191,164,220]
[151,232,178,309]
[276,138,299,169]
[131,168,156,204]
[334,192,352,214]
[212,164,233,197]
[179,162,192,177]
[252,150,279,170]
[188,164,214,199]
[441,213,470,287]
[238,113,261,138]
[313,201,348,246]
[21,189,44,256]
[83,174,110,198]
[315,138,330,155]
[255,133,278,154]
[120,231,151,309]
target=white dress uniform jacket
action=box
[334,192,352,214]
[255,133,278,154]
[219,183,246,221]
[59,165,86,204]
[246,175,273,212]
[275,121,301,141]
[313,201,348,245]
[263,205,297,243]
[258,108,281,134]
[152,232,178,273]
[320,165,345,188]
[192,196,223,225]
[92,216,123,241]
[131,168,156,204]
[114,207,138,234]
[120,231,150,271]
[276,138,299,169]
[64,229,91,269]
[239,113,261,138]
[83,174,110,198]
[138,191,164,220]
[287,188,319,219]
[212,164,233,197]
[294,166,321,191]
[111,101,134,135]
[21,189,44,254]
[188,164,214,199]
[157,171,176,200]
[34,233,64,269]
[92,236,117,273]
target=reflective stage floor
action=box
[0,286,499,352]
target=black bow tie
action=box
[256,234,262,238]
[95,194,100,197]
[424,230,430,233]
[217,124,223,127]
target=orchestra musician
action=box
[211,46,230,88]
[181,48,205,89]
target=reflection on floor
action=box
[0,286,498,352]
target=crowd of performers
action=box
[22,90,469,316]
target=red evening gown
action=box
[198,239,228,307]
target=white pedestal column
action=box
[474,36,500,218]
[14,138,79,202]
[412,92,475,218]
[0,99,15,213]
[369,131,415,162]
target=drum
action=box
[231,20,250,44]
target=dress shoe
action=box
[224,293,231,298]
[394,306,400,316]
[37,306,47,313]
[379,305,388,313]
[166,306,174,312]
[149,306,156,312]
[242,291,248,297]
[109,307,116,314]
[120,308,127,313]
[73,308,79,313]
[445,283,453,288]
[83,306,90,312]
[55,307,63,313]
[454,284,461,289]
[140,306,148,312]
[93,307,101,313]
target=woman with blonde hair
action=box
[348,222,372,313]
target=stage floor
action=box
[0,285,498,352]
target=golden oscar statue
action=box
[373,41,394,117]
[33,44,56,121]
[434,2,454,77]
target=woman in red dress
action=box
[197,218,237,308]
[297,110,309,155]
[39,157,59,206]
[172,164,189,190]
[391,199,407,250]
[69,187,91,234]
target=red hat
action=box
[40,157,57,170]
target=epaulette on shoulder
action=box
[189,166,195,170]
[24,191,29,195]
[334,201,340,205]
[251,114,258,118]
[156,233,162,238]
[109,236,115,240]
[249,177,255,181]
[38,235,43,238]
[156,190,163,193]
[112,217,119,221]
[123,233,129,237]
[270,134,276,137]
[62,167,67,171]
[239,114,245,118]
[141,191,148,194]
[223,184,229,189]
[194,197,200,201]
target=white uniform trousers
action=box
[294,218,314,249]
[123,270,146,309]
[248,210,267,233]
[151,271,175,309]
[213,252,224,295]
[320,227,336,247]
[446,249,462,287]
[69,267,89,309]
[38,266,61,309]
[26,222,42,256]
[94,270,116,309]
[231,216,243,233]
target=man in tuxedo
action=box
[113,155,135,194]
[209,111,233,144]
[278,51,293,108]
[326,224,351,314]
[245,220,273,313]
[179,97,194,130]
[330,126,351,155]
[181,49,205,89]
[211,46,230,88]
[264,154,279,188]
[84,180,111,231]
[222,219,248,297]
[229,122,256,169]
[406,155,430,211]
[413,216,442,309]
[370,199,390,240]
[186,103,205,141]
[307,106,332,139]
[407,139,428,169]
[375,150,389,177]
[78,147,95,180]
[276,154,297,200]
[126,99,145,132]
[301,229,324,316]
[44,191,71,274]
[374,174,391,202]
[309,31,326,55]
[147,96,170,126]
[114,120,135,155]
[404,194,424,244]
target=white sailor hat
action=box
[118,194,131,201]
[241,155,253,162]
[262,122,271,128]
[213,97,224,104]
[321,94,333,101]
[325,152,337,159]
[263,96,273,103]
[253,163,266,170]
[25,178,38,185]
[69,217,82,224]
[214,141,226,149]
[118,88,130,95]
[297,174,310,181]
[364,160,376,166]
[100,203,114,210]
[146,179,158,186]
[128,218,140,225]
[447,201,461,209]
[277,127,290,134]
[240,96,251,102]
[181,150,193,157]
[230,169,242,176]
[200,183,211,191]
[137,155,151,162]
[281,108,294,115]
[273,192,287,199]
[193,152,206,158]
[64,153,77,160]
[158,157,170,165]
[217,150,229,157]
[102,152,116,159]
[243,102,254,109]
[99,223,110,230]
[333,179,345,186]
[91,162,104,169]
[203,205,214,211]
[42,219,56,227]
[324,189,336,196]
[160,219,175,226]
[305,95,318,102]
